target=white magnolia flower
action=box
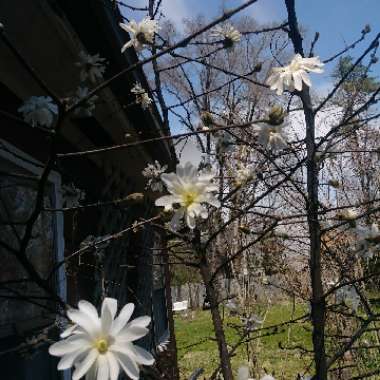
[18,96,58,128]
[49,298,154,380]
[142,160,168,192]
[211,23,241,48]
[61,183,85,208]
[356,223,380,259]
[216,132,235,156]
[155,162,220,229]
[237,366,253,380]
[336,285,361,311]
[261,375,276,380]
[235,165,255,186]
[73,86,98,117]
[120,17,159,52]
[257,124,287,152]
[131,83,152,109]
[266,54,324,95]
[75,51,107,83]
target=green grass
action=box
[174,302,312,379]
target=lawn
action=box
[174,302,312,379]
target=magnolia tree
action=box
[1,0,380,379]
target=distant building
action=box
[0,1,176,379]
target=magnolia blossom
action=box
[356,223,380,259]
[18,96,58,128]
[336,285,361,311]
[75,51,107,83]
[142,160,168,192]
[131,83,152,109]
[120,17,159,52]
[61,183,85,208]
[216,132,235,156]
[235,165,255,186]
[49,298,154,380]
[155,162,220,229]
[73,86,98,117]
[237,366,253,380]
[257,124,287,152]
[237,366,276,380]
[266,54,324,95]
[211,23,241,48]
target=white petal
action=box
[72,349,98,380]
[106,352,120,380]
[118,325,149,342]
[60,324,78,338]
[96,355,109,380]
[131,345,155,365]
[49,336,91,356]
[67,310,99,338]
[79,300,99,321]
[111,303,135,336]
[101,303,114,335]
[102,298,118,319]
[186,212,196,229]
[57,347,90,370]
[128,316,151,328]
[115,351,140,380]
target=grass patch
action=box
[174,302,312,379]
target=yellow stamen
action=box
[95,338,108,354]
[182,191,197,207]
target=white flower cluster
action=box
[237,366,276,380]
[155,162,220,229]
[76,51,107,84]
[120,17,159,52]
[49,298,154,380]
[131,83,153,109]
[61,183,85,208]
[257,124,287,152]
[142,160,168,192]
[211,23,241,48]
[356,222,380,259]
[266,54,324,95]
[18,96,58,128]
[336,285,361,311]
[72,86,98,117]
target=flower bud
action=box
[239,225,251,234]
[125,192,144,204]
[200,111,214,127]
[267,106,285,126]
[328,179,340,188]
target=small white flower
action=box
[155,162,220,229]
[120,17,159,52]
[257,124,287,152]
[211,23,241,48]
[266,54,324,95]
[336,285,361,311]
[216,132,235,156]
[73,86,98,117]
[237,366,253,380]
[75,51,107,83]
[356,223,380,259]
[18,96,58,128]
[142,160,168,192]
[49,298,154,380]
[131,83,152,109]
[235,165,255,186]
[261,375,276,380]
[61,184,85,208]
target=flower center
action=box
[136,32,148,44]
[182,191,198,207]
[95,338,109,354]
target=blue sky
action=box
[127,0,380,92]
[124,0,380,162]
